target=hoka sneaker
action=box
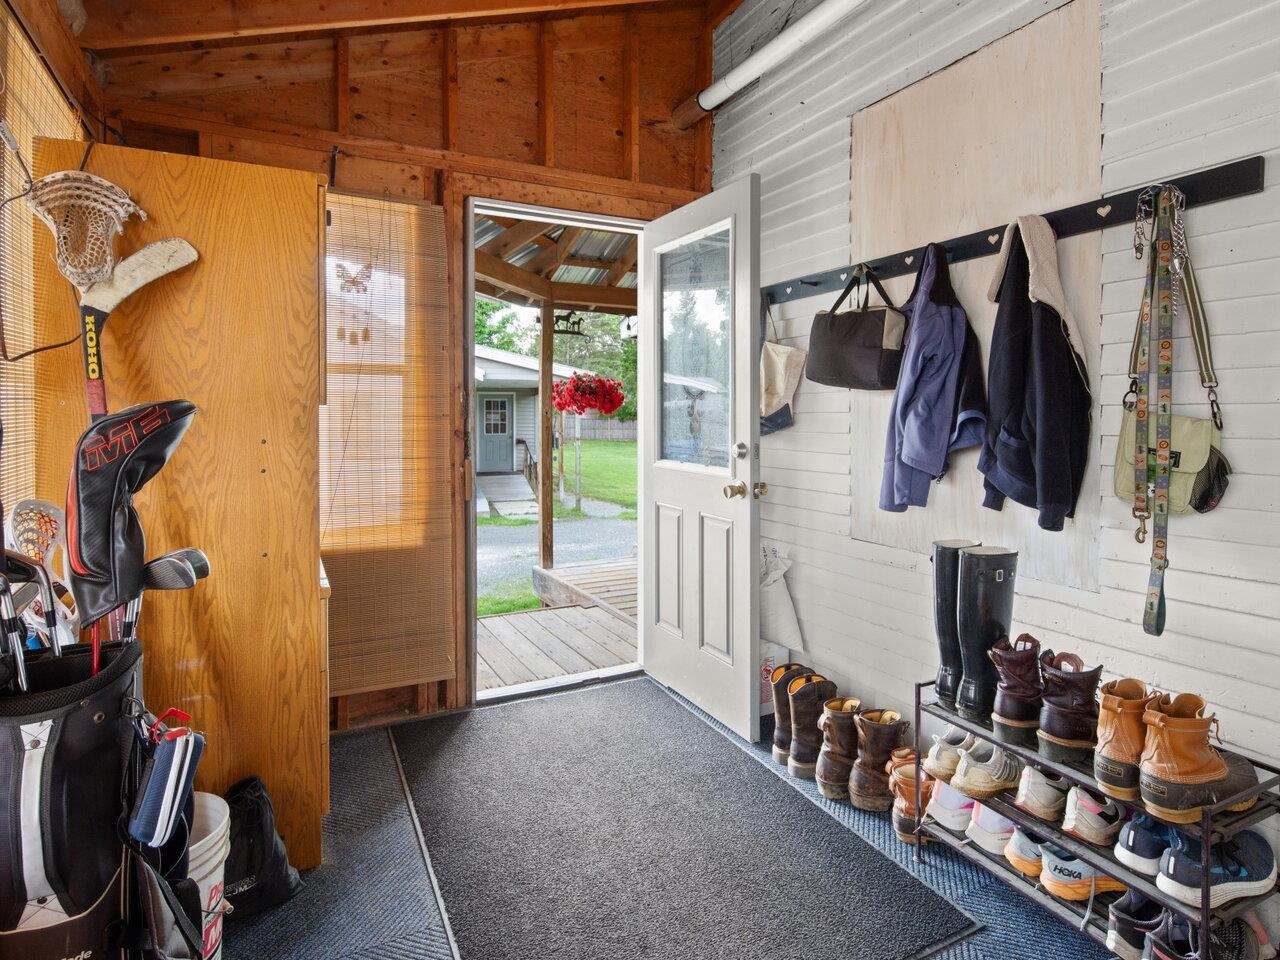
[950,741,1022,799]
[1144,910,1261,960]
[922,725,977,782]
[1013,765,1069,821]
[1039,842,1127,901]
[1003,825,1045,878]
[964,802,1015,856]
[1061,785,1127,845]
[1106,890,1164,960]
[923,778,976,833]
[1115,814,1183,876]
[1156,830,1278,909]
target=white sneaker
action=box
[950,742,1022,800]
[1061,785,1127,846]
[1013,765,1070,822]
[965,802,1015,856]
[924,779,976,833]
[922,725,977,782]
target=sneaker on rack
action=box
[1013,765,1070,821]
[1002,825,1045,878]
[1061,785,1127,846]
[950,741,1022,799]
[923,778,976,833]
[1156,830,1278,909]
[1039,842,1127,901]
[1243,909,1276,960]
[1105,890,1163,960]
[1114,813,1183,876]
[1144,909,1262,960]
[922,725,977,782]
[964,802,1015,856]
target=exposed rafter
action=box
[480,220,553,260]
[474,249,637,314]
[75,0,692,50]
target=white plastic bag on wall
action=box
[760,543,803,651]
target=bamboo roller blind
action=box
[321,194,455,696]
[0,8,82,516]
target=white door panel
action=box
[639,174,760,741]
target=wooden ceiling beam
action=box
[475,252,635,313]
[550,281,635,314]
[8,0,104,122]
[604,236,638,285]
[475,250,552,302]
[480,220,553,259]
[76,0,690,50]
[523,225,581,276]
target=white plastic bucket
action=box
[188,792,232,960]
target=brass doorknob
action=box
[723,480,748,499]
[753,482,769,499]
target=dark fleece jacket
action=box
[978,224,1091,531]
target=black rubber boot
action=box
[955,546,1018,722]
[931,539,978,710]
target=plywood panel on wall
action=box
[848,0,1102,589]
[32,138,327,868]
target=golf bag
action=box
[67,401,196,627]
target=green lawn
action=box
[476,577,542,617]
[557,439,637,508]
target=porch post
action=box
[539,299,555,568]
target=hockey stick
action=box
[78,238,199,421]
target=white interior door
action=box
[639,174,761,741]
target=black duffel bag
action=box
[805,265,906,390]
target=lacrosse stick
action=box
[6,498,79,650]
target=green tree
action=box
[474,298,526,353]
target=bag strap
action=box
[828,263,896,315]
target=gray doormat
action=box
[392,678,975,960]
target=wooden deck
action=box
[476,604,637,693]
[531,559,638,624]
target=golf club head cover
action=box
[67,400,196,627]
[0,641,141,953]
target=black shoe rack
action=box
[910,680,1280,955]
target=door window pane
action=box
[658,225,731,467]
[484,399,507,435]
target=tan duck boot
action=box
[815,697,861,800]
[1139,693,1260,824]
[889,756,934,844]
[1094,679,1161,801]
[849,709,909,811]
[769,663,811,764]
[787,675,838,779]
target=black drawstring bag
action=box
[223,776,304,918]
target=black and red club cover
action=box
[66,400,196,627]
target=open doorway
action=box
[467,201,643,697]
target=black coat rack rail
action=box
[760,155,1266,307]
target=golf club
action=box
[4,551,63,656]
[121,552,202,644]
[0,575,28,692]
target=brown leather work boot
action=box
[889,757,933,844]
[769,663,811,764]
[849,710,909,811]
[1036,652,1102,764]
[787,675,838,779]
[1139,693,1260,824]
[815,697,861,800]
[989,634,1045,748]
[1094,679,1160,801]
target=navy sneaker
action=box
[1156,829,1278,908]
[1107,890,1163,960]
[1116,813,1184,875]
[1143,909,1261,960]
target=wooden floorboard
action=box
[476,603,638,693]
[532,558,638,625]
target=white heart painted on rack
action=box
[904,255,914,266]
[1097,204,1112,218]
[839,272,848,282]
[988,233,1000,245]
[785,286,793,295]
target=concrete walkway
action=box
[477,516,636,593]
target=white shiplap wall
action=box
[714,0,1280,776]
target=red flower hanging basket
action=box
[552,373,626,416]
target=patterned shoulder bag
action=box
[1116,185,1230,636]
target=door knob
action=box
[753,482,769,499]
[723,480,748,499]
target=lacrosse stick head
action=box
[26,170,147,292]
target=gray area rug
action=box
[222,729,453,960]
[392,678,975,960]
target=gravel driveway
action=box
[477,517,636,593]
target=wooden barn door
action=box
[32,139,327,867]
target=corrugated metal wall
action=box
[714,0,1280,777]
